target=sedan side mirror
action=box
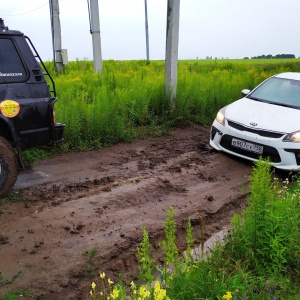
[241,89,251,97]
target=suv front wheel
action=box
[0,136,19,197]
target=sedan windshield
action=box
[248,77,300,108]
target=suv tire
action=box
[0,136,19,197]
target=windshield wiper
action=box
[248,96,299,109]
[247,96,264,102]
[267,101,299,109]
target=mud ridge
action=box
[0,126,254,299]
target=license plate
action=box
[231,138,263,154]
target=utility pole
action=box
[89,0,103,73]
[144,0,150,61]
[165,0,180,110]
[49,0,64,73]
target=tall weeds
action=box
[230,160,300,277]
[45,59,300,151]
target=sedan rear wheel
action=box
[0,136,19,197]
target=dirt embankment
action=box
[0,126,253,299]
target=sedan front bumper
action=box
[210,120,300,171]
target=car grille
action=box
[227,120,285,138]
[220,135,281,163]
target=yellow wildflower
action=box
[222,291,233,300]
[138,286,150,299]
[91,282,96,290]
[111,287,120,300]
[100,272,106,279]
[153,281,168,300]
[131,281,136,290]
[108,279,114,285]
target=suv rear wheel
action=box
[0,136,19,197]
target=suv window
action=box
[0,38,27,83]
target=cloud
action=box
[3,0,300,61]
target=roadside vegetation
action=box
[43,58,300,152]
[88,159,300,300]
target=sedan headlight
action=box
[283,131,300,142]
[215,107,226,126]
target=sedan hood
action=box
[225,98,300,133]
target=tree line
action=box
[244,54,296,59]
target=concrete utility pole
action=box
[144,0,150,61]
[90,0,103,73]
[49,0,64,73]
[165,0,180,110]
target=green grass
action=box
[0,289,31,300]
[83,247,98,278]
[42,58,300,153]
[0,191,25,205]
[0,272,27,300]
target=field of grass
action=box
[44,58,300,152]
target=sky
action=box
[2,0,300,62]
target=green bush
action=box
[230,160,300,277]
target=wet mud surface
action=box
[0,126,254,299]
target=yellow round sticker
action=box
[0,100,20,118]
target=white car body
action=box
[210,72,300,171]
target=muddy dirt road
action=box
[0,126,254,299]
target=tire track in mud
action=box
[0,126,253,299]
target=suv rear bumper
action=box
[53,123,65,143]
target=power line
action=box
[2,2,48,17]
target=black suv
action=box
[0,18,64,196]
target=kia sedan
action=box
[210,72,300,171]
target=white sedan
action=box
[210,72,300,171]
